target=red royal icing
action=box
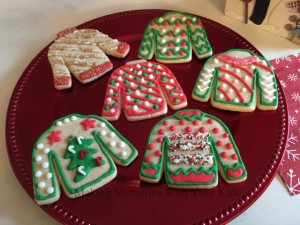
[207,119,214,124]
[170,172,215,183]
[144,167,158,175]
[193,120,200,126]
[155,150,162,156]
[253,61,272,72]
[57,27,77,38]
[217,54,257,66]
[81,119,96,131]
[144,156,152,163]
[223,133,229,138]
[163,120,169,126]
[199,127,206,133]
[226,143,233,149]
[213,128,219,134]
[186,21,191,26]
[79,61,113,81]
[216,140,224,147]
[54,76,71,86]
[231,154,238,160]
[221,152,228,158]
[226,167,244,178]
[175,21,181,26]
[185,126,192,133]
[148,143,155,150]
[157,137,163,143]
[180,51,186,56]
[80,150,87,159]
[179,120,186,125]
[177,111,201,117]
[158,129,165,135]
[117,42,130,54]
[47,130,62,146]
[219,76,246,103]
[96,156,103,166]
[151,21,156,26]
[169,125,176,131]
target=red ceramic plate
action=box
[6,10,287,225]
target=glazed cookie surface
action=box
[48,28,130,90]
[138,11,213,63]
[101,60,187,121]
[32,114,138,205]
[192,49,278,112]
[140,109,247,189]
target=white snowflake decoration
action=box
[275,56,292,64]
[289,116,298,126]
[288,73,298,82]
[286,169,300,195]
[291,92,300,101]
[280,80,286,88]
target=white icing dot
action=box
[175,38,180,43]
[225,64,230,68]
[43,148,50,154]
[100,122,106,128]
[241,87,247,93]
[38,182,45,189]
[135,90,140,95]
[129,69,133,72]
[47,187,54,194]
[170,17,175,22]
[120,151,127,157]
[192,17,196,22]
[46,173,53,180]
[250,65,256,70]
[110,108,116,113]
[157,65,162,69]
[229,88,233,93]
[235,68,240,73]
[245,76,249,81]
[115,82,120,87]
[133,105,138,111]
[148,88,153,92]
[161,28,166,34]
[35,171,42,178]
[175,47,180,51]
[148,68,153,72]
[161,48,167,53]
[109,132,116,138]
[109,89,114,94]
[109,140,116,147]
[138,71,142,75]
[119,70,124,75]
[222,83,227,89]
[170,79,174,83]
[234,79,239,84]
[219,94,224,99]
[130,82,135,87]
[157,98,162,102]
[158,17,163,22]
[100,130,107,136]
[149,75,154,80]
[214,59,219,64]
[224,74,229,78]
[107,97,112,102]
[64,118,70,123]
[35,155,42,162]
[118,76,123,81]
[70,116,77,121]
[126,96,131,101]
[148,63,152,67]
[182,16,186,22]
[141,78,145,83]
[233,98,239,103]
[175,28,180,33]
[37,144,44,150]
[136,64,141,68]
[56,121,63,126]
[144,101,150,106]
[161,39,166,44]
[42,162,49,169]
[119,142,126,148]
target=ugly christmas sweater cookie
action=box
[101,60,187,121]
[140,109,247,189]
[192,49,278,112]
[48,27,130,90]
[138,11,213,63]
[32,114,138,205]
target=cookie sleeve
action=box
[206,114,247,183]
[138,22,156,60]
[254,57,278,110]
[192,55,217,102]
[139,118,168,183]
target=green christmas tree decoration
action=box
[64,136,106,183]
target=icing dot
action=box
[35,171,42,178]
[182,16,187,22]
[42,162,49,169]
[46,173,53,180]
[231,154,238,160]
[120,151,127,157]
[107,97,112,102]
[207,119,214,124]
[161,39,166,44]
[110,108,116,113]
[199,127,206,133]
[100,122,106,128]
[213,128,219,134]
[158,129,165,135]
[216,140,224,147]
[144,156,152,163]
[219,94,224,99]
[70,116,77,121]
[126,96,131,101]
[214,59,219,64]
[119,70,124,75]
[186,126,192,133]
[38,182,45,189]
[109,141,116,147]
[234,79,239,84]
[37,144,44,150]
[225,64,230,68]
[35,155,42,162]
[250,65,256,70]
[133,105,139,111]
[161,28,167,34]
[64,118,70,123]
[157,98,162,102]
[175,38,180,43]
[241,87,247,93]
[118,76,123,81]
[119,142,126,148]
[43,148,50,154]
[179,120,186,125]
[221,152,228,158]
[229,88,233,93]
[135,90,140,95]
[233,98,239,103]
[144,101,150,107]
[148,143,155,150]
[171,17,175,22]
[163,121,169,126]
[162,48,167,53]
[47,187,54,194]
[100,130,107,136]
[109,132,116,138]
[175,28,180,33]
[56,121,63,126]
[222,83,227,89]
[235,68,240,73]
[158,17,163,22]
[192,17,196,22]
[193,120,200,126]
[169,125,176,131]
[223,133,229,138]
[155,150,162,156]
[226,143,233,149]
[130,82,135,87]
[245,76,249,81]
[157,137,163,143]
[175,47,180,51]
